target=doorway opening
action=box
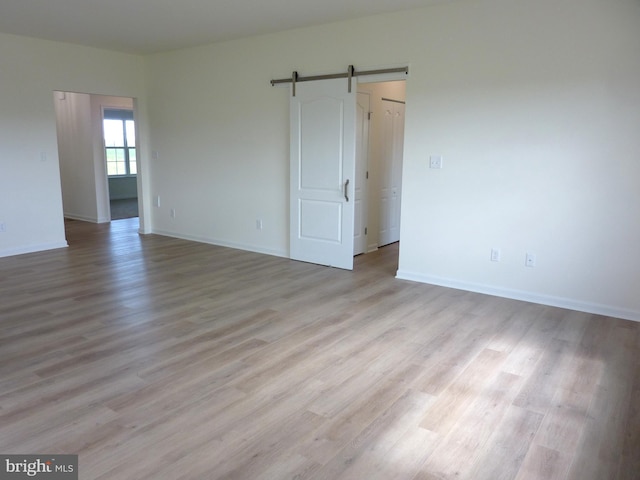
[53,92,141,226]
[355,80,406,261]
[103,108,139,220]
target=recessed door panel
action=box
[299,199,342,243]
[300,98,343,191]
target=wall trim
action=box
[152,229,288,259]
[395,269,640,323]
[64,213,99,223]
[0,241,69,259]
[65,213,111,224]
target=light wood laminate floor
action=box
[1,218,638,479]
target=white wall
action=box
[54,92,97,222]
[145,0,640,320]
[397,0,640,321]
[0,32,148,257]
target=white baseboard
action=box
[152,229,288,259]
[0,241,68,258]
[396,269,640,323]
[64,213,99,223]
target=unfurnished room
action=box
[0,0,638,479]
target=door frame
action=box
[356,76,407,256]
[101,105,139,221]
[354,91,371,256]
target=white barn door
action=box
[290,78,356,270]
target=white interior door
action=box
[290,78,356,270]
[379,100,405,247]
[354,92,370,256]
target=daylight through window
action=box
[104,109,136,176]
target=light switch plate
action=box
[430,155,443,169]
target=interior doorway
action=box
[53,92,140,225]
[355,80,406,257]
[103,108,139,220]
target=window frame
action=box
[103,109,137,178]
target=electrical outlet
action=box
[170,208,176,219]
[525,252,536,267]
[429,155,443,169]
[256,219,263,230]
[490,248,501,262]
[154,195,161,207]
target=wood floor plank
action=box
[565,318,639,480]
[371,425,439,480]
[309,389,435,480]
[0,218,638,480]
[419,348,507,434]
[532,387,590,456]
[412,326,499,396]
[616,358,640,480]
[514,444,572,480]
[295,362,424,466]
[419,371,522,479]
[512,338,577,415]
[468,405,544,480]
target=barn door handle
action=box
[344,179,350,202]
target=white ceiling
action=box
[0,0,447,55]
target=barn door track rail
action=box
[271,65,409,96]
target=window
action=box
[104,109,136,176]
